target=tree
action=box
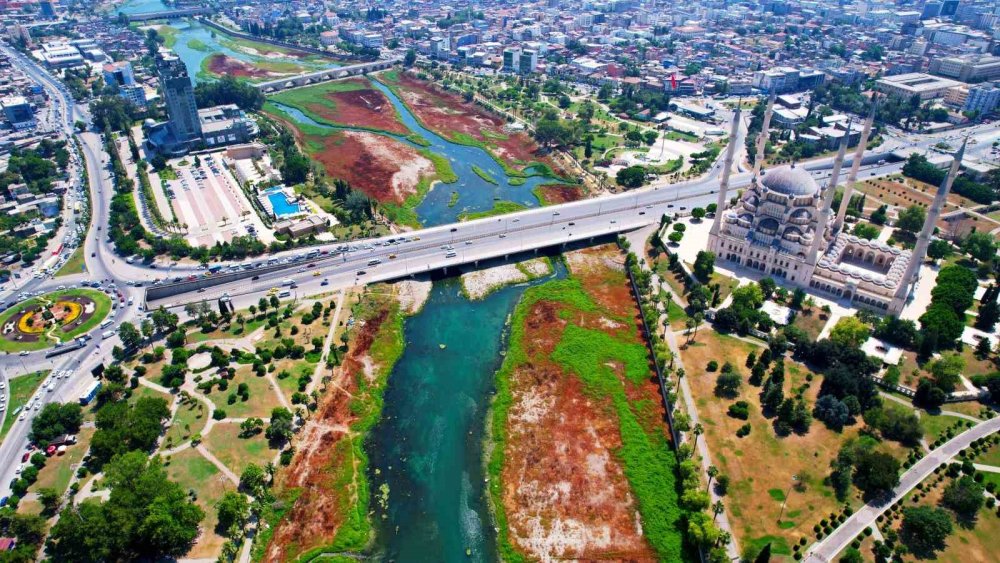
[941,475,984,521]
[118,321,141,353]
[914,378,947,408]
[813,395,851,431]
[928,352,965,392]
[928,239,954,260]
[193,76,265,111]
[239,417,264,437]
[829,317,871,348]
[616,165,646,188]
[403,49,416,67]
[38,486,61,515]
[896,205,926,234]
[30,402,83,444]
[693,251,715,283]
[899,506,953,557]
[962,231,997,262]
[714,372,742,398]
[239,463,268,496]
[691,207,706,220]
[89,397,170,467]
[47,451,204,561]
[852,222,880,240]
[266,407,294,446]
[852,450,900,498]
[216,491,250,536]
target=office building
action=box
[964,85,1000,115]
[930,55,1000,83]
[103,61,147,109]
[875,73,963,100]
[158,56,202,144]
[520,49,538,74]
[1,96,35,130]
[503,48,520,72]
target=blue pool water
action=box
[266,191,301,217]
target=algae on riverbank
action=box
[487,247,687,561]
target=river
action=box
[368,260,566,562]
[271,79,556,227]
[118,6,563,559]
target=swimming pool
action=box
[266,191,301,218]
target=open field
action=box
[269,79,409,135]
[266,106,449,213]
[164,447,234,559]
[679,330,899,558]
[489,245,685,561]
[201,421,273,477]
[201,366,278,419]
[534,183,584,205]
[30,426,95,496]
[163,395,207,448]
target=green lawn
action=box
[201,421,274,477]
[458,200,527,221]
[1,371,48,443]
[922,412,971,444]
[54,246,87,277]
[163,395,206,449]
[31,426,95,495]
[0,289,113,352]
[163,448,231,558]
[202,367,281,419]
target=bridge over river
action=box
[253,58,402,93]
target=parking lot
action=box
[161,153,274,248]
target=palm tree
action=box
[712,500,725,522]
[707,465,719,489]
[692,423,704,447]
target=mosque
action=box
[706,95,965,316]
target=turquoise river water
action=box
[120,4,565,559]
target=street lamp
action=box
[776,474,799,524]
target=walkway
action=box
[627,225,741,560]
[805,415,1000,562]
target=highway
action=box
[1,34,999,503]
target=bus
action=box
[208,264,223,273]
[99,318,113,330]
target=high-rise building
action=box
[921,0,943,19]
[38,0,55,19]
[520,49,538,74]
[503,48,521,72]
[157,56,201,143]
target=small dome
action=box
[762,165,819,197]
[791,209,810,220]
[759,217,779,233]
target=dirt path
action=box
[196,443,240,485]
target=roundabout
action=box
[0,289,113,352]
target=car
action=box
[357,270,367,276]
[251,275,260,281]
[267,287,279,295]
[313,270,321,276]
[388,254,397,259]
[321,279,330,286]
[19,351,28,356]
[21,453,28,463]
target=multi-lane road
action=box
[2,35,999,502]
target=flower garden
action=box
[0,289,113,352]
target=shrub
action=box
[707,360,719,372]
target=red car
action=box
[45,445,56,456]
[21,452,29,463]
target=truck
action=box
[278,290,291,298]
[101,329,116,340]
[79,381,101,405]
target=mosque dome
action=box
[762,165,819,197]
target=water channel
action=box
[271,79,557,226]
[118,6,564,559]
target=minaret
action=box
[806,120,853,267]
[709,104,743,239]
[833,97,879,231]
[888,138,967,314]
[751,92,776,183]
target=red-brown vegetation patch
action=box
[205,54,275,79]
[307,130,434,204]
[265,306,390,560]
[503,304,655,560]
[536,183,584,205]
[499,244,664,560]
[304,81,408,135]
[382,71,564,173]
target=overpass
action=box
[254,58,401,93]
[123,7,211,21]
